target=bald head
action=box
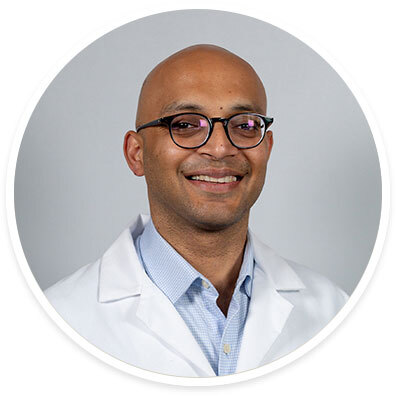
[135,44,268,128]
[124,44,274,233]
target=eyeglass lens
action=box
[170,113,265,148]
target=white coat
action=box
[45,214,348,377]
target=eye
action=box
[172,121,196,129]
[237,121,262,131]
[171,115,207,134]
[229,115,263,131]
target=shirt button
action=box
[223,343,231,354]
[201,279,210,289]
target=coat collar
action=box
[235,231,305,372]
[250,231,306,292]
[98,215,305,303]
[97,214,306,375]
[97,214,148,303]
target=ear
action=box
[264,130,274,156]
[123,130,145,176]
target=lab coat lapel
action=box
[98,214,215,377]
[136,275,215,377]
[98,216,305,376]
[98,215,147,303]
[236,265,294,372]
[236,233,306,373]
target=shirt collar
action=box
[137,219,255,303]
[137,220,201,303]
[237,235,254,298]
[98,214,306,304]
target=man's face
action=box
[125,48,273,231]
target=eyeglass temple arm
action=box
[136,118,165,132]
[265,117,274,128]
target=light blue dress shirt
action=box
[134,219,254,376]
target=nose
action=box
[196,120,239,159]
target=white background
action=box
[1,0,395,394]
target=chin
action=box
[188,210,247,232]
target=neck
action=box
[150,209,249,312]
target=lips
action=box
[184,168,244,183]
[183,168,245,193]
[190,175,238,183]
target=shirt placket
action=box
[217,293,241,376]
[200,278,226,373]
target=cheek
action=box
[142,140,186,186]
[247,152,270,197]
[248,149,269,175]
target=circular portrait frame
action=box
[6,9,389,387]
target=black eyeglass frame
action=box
[136,112,274,149]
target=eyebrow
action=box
[230,103,264,113]
[161,102,265,116]
[161,102,204,115]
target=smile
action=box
[189,175,239,183]
[184,170,244,193]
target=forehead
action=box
[141,50,267,117]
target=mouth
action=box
[183,169,245,193]
[185,175,243,183]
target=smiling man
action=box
[45,44,348,377]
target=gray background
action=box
[14,10,381,294]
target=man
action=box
[45,44,348,377]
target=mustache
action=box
[180,158,251,175]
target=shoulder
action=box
[44,214,149,310]
[282,259,349,317]
[250,233,348,314]
[44,261,100,319]
[287,260,348,298]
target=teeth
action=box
[190,175,238,183]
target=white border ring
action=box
[5,9,390,387]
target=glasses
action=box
[136,112,274,149]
